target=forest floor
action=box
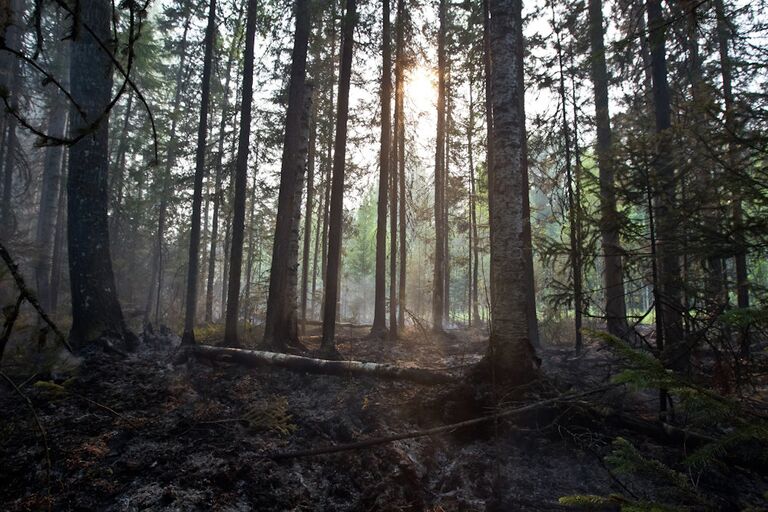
[1,323,767,511]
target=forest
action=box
[1,0,767,509]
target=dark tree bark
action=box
[49,169,67,314]
[321,0,357,353]
[110,90,134,244]
[396,0,407,331]
[647,0,685,371]
[67,0,129,346]
[0,0,23,240]
[444,72,452,324]
[714,0,748,309]
[483,0,539,384]
[144,8,194,325]
[36,93,69,312]
[286,87,314,342]
[432,0,447,333]
[371,0,392,339]
[467,81,480,326]
[206,6,245,323]
[223,0,259,347]
[263,0,312,350]
[588,0,628,339]
[300,94,318,332]
[181,0,217,345]
[389,119,398,339]
[552,7,582,352]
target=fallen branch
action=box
[192,344,456,385]
[0,242,73,360]
[267,385,617,460]
[1,371,52,509]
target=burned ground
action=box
[1,326,766,511]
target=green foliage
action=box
[241,396,297,436]
[605,438,693,493]
[558,494,681,511]
[717,306,768,329]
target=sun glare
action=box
[405,64,437,111]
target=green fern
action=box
[605,438,694,494]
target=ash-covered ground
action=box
[1,325,766,511]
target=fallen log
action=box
[302,319,371,329]
[192,345,456,385]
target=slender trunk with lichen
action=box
[321,0,357,352]
[482,0,538,384]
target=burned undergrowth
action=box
[1,326,767,511]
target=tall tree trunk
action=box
[714,0,747,309]
[221,74,243,316]
[432,0,447,333]
[67,0,128,346]
[206,6,245,323]
[182,0,217,345]
[223,0,259,347]
[144,9,194,325]
[372,0,392,339]
[444,71,452,324]
[0,0,22,240]
[286,88,314,341]
[647,0,685,372]
[36,94,69,311]
[301,99,317,333]
[467,81,480,326]
[321,0,357,353]
[389,122,398,339]
[483,0,538,384]
[263,0,312,350]
[589,0,628,339]
[552,7,582,352]
[311,167,323,319]
[50,167,67,314]
[319,4,336,322]
[243,162,259,323]
[396,0,407,331]
[110,91,134,245]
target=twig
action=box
[0,371,52,510]
[267,384,617,460]
[0,242,73,356]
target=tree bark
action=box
[389,120,398,339]
[647,0,685,371]
[36,93,69,312]
[552,7,582,352]
[714,0,747,309]
[181,0,217,345]
[396,0,407,331]
[371,0,392,338]
[223,0,259,347]
[67,0,129,347]
[144,8,194,325]
[50,165,67,314]
[286,87,314,342]
[432,0,447,333]
[0,0,23,240]
[192,345,454,385]
[263,0,312,350]
[484,0,539,384]
[206,6,245,323]
[300,93,318,333]
[321,0,357,353]
[588,0,628,339]
[467,81,480,326]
